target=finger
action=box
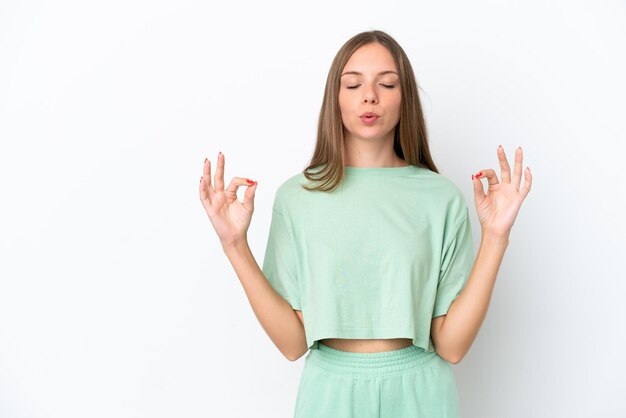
[498,145,511,184]
[225,176,257,200]
[512,147,523,191]
[199,158,215,203]
[214,151,225,192]
[474,168,499,187]
[520,166,532,200]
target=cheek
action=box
[338,92,348,110]
[390,95,402,115]
[338,94,351,121]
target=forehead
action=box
[342,43,397,74]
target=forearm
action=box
[435,231,509,363]
[222,239,306,361]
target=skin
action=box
[199,42,533,362]
[338,42,406,169]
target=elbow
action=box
[447,354,463,365]
[284,349,298,361]
[437,348,465,365]
[440,353,462,365]
[278,345,298,362]
[285,341,309,362]
[286,348,307,362]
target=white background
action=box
[1,1,625,417]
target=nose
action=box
[362,84,378,104]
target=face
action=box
[338,42,401,144]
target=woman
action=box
[199,30,531,418]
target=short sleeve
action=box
[261,207,301,310]
[432,210,475,318]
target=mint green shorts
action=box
[294,342,460,418]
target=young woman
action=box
[199,30,531,418]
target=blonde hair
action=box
[301,29,439,192]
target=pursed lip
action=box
[360,112,379,118]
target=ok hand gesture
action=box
[199,152,258,249]
[472,146,532,238]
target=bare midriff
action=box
[319,338,413,353]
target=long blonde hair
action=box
[301,30,439,192]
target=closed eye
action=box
[346,84,396,89]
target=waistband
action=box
[306,342,439,378]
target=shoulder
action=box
[418,169,466,203]
[276,171,307,196]
[271,171,308,213]
[423,170,470,223]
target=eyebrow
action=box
[340,70,399,77]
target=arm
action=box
[199,152,307,362]
[432,145,532,364]
[223,239,307,361]
[295,310,304,327]
[431,231,508,364]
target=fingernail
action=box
[476,172,483,178]
[471,174,474,180]
[246,178,255,184]
[498,145,503,150]
[204,158,208,164]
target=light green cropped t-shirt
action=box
[261,164,475,353]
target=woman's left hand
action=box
[472,145,532,238]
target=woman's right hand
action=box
[199,152,258,249]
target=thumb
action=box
[243,180,257,212]
[472,172,486,202]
